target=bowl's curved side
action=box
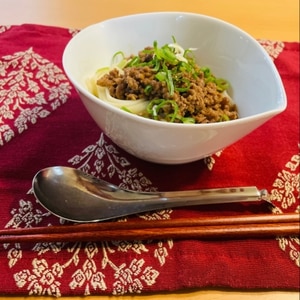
[63,12,287,164]
[76,88,278,164]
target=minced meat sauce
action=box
[97,46,238,124]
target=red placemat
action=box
[0,24,299,297]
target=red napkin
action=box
[0,24,299,297]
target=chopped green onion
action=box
[146,99,179,122]
[95,67,110,76]
[144,85,153,95]
[146,99,162,116]
[215,78,229,92]
[155,71,167,82]
[121,106,133,113]
[126,56,140,67]
[180,117,196,124]
[161,46,178,64]
[112,51,125,65]
[152,57,161,72]
[166,69,174,96]
[175,78,191,93]
[201,67,211,77]
[201,67,229,92]
[219,114,230,122]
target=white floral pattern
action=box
[270,150,300,268]
[69,28,80,37]
[0,25,11,34]
[258,39,285,60]
[4,134,174,296]
[0,47,71,145]
[68,133,158,191]
[270,153,299,209]
[13,258,63,296]
[204,150,223,170]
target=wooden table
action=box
[1,1,299,299]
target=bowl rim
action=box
[62,11,287,129]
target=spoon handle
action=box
[117,186,270,216]
[158,187,269,206]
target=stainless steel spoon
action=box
[32,166,270,222]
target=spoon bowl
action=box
[32,166,269,222]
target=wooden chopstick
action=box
[0,213,299,243]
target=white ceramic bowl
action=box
[63,12,286,164]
